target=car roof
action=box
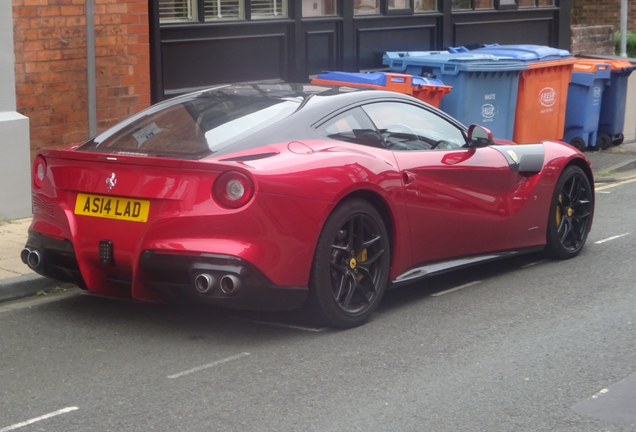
[195,83,418,111]
[200,84,459,158]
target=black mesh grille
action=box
[99,240,114,265]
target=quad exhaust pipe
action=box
[194,273,216,294]
[21,248,42,269]
[220,275,241,295]
[193,272,242,296]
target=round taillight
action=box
[213,171,254,209]
[33,156,47,188]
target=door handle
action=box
[402,171,416,185]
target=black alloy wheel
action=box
[308,199,390,328]
[545,166,593,259]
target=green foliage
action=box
[615,31,636,58]
[36,286,67,296]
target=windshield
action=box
[75,93,300,159]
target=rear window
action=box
[76,93,300,159]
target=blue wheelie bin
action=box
[383,51,528,140]
[575,59,636,146]
[464,44,576,144]
[563,62,611,151]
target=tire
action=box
[597,133,612,150]
[613,133,624,146]
[306,199,390,329]
[545,166,593,260]
[570,137,587,152]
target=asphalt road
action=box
[1,175,636,432]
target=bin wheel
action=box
[613,134,624,146]
[597,134,612,150]
[570,137,587,152]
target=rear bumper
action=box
[24,231,308,311]
[138,250,308,310]
[24,231,86,288]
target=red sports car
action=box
[23,84,594,328]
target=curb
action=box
[593,157,636,178]
[0,273,71,304]
[604,158,636,175]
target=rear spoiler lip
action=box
[38,148,241,172]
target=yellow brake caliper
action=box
[355,249,368,281]
[556,194,563,225]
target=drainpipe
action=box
[86,0,97,136]
[619,0,627,58]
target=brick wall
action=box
[572,0,636,32]
[570,25,614,55]
[570,25,615,56]
[12,0,150,159]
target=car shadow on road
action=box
[19,251,554,339]
[376,251,549,315]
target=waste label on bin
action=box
[481,104,495,121]
[539,87,556,107]
[593,87,601,99]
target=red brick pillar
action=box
[12,0,151,159]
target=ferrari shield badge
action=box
[506,150,519,164]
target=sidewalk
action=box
[2,142,636,303]
[0,218,66,302]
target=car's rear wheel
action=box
[545,166,593,259]
[307,199,390,329]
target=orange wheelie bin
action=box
[470,44,577,144]
[311,71,452,108]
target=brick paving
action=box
[0,218,34,279]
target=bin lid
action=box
[384,51,450,57]
[573,62,612,75]
[383,52,528,73]
[468,44,572,62]
[575,58,635,71]
[316,71,446,87]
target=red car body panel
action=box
[30,138,590,305]
[24,86,593,311]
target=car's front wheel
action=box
[545,165,593,259]
[307,199,390,329]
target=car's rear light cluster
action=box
[33,156,47,189]
[212,171,254,209]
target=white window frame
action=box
[159,0,198,23]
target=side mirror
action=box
[467,125,493,148]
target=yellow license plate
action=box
[74,193,150,222]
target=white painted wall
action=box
[624,71,636,144]
[0,1,31,220]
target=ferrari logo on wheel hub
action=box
[349,258,357,269]
[567,208,573,217]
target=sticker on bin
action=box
[539,87,556,107]
[481,104,495,121]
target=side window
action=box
[317,107,385,148]
[362,102,468,151]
